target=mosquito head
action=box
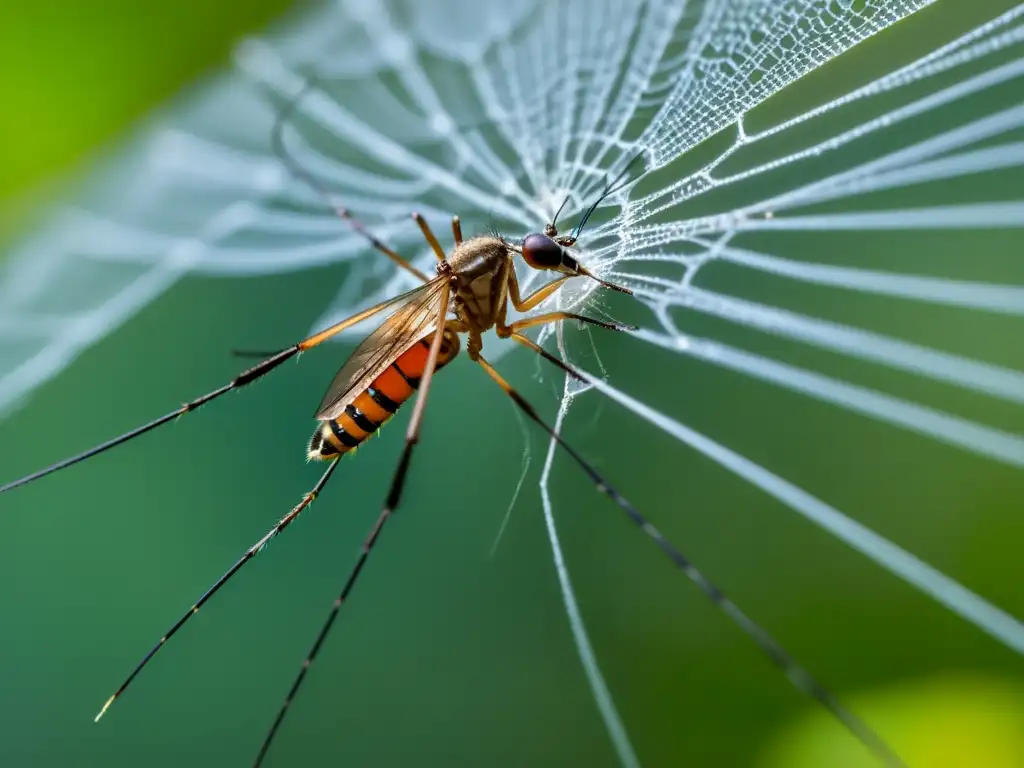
[519,232,631,295]
[520,232,564,270]
[520,151,645,296]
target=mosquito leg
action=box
[331,208,430,282]
[0,287,422,495]
[472,353,906,768]
[451,215,463,246]
[269,77,428,284]
[93,459,342,722]
[413,212,448,262]
[505,333,581,382]
[499,311,635,336]
[496,271,630,341]
[508,272,573,313]
[0,347,291,495]
[254,281,454,767]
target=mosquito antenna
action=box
[93,459,342,722]
[270,74,429,283]
[254,282,454,767]
[548,193,572,233]
[475,348,906,768]
[569,150,647,243]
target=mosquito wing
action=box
[314,276,451,420]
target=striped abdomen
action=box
[308,330,460,460]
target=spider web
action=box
[1,0,1022,764]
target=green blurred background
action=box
[0,1,1022,767]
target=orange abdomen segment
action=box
[307,330,460,460]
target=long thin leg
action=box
[504,333,581,381]
[451,215,463,246]
[413,212,448,262]
[269,77,429,284]
[0,286,424,495]
[331,208,430,282]
[473,353,906,768]
[506,265,571,312]
[499,311,634,337]
[93,459,342,722]
[253,282,453,767]
[506,246,631,308]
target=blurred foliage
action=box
[0,0,295,202]
[761,673,1024,767]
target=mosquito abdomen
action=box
[308,331,460,460]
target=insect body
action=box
[306,218,627,464]
[308,331,461,459]
[0,177,905,766]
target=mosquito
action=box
[0,112,905,768]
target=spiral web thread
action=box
[0,1,1022,764]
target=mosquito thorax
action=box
[446,234,508,278]
[442,234,514,332]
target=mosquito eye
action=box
[521,233,563,269]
